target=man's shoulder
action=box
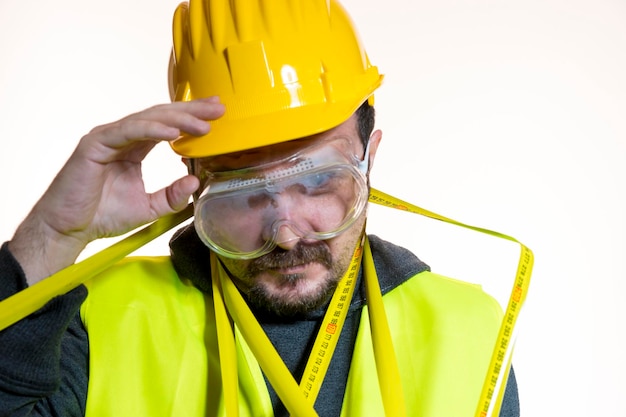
[367,234,430,295]
[396,270,501,311]
[369,235,501,316]
[81,255,205,330]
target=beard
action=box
[229,240,347,318]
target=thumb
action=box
[151,175,200,217]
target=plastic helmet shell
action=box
[169,0,383,158]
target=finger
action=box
[137,110,211,137]
[133,102,225,135]
[98,100,224,147]
[149,174,200,218]
[89,97,224,138]
[154,96,224,115]
[128,97,225,125]
[86,120,182,152]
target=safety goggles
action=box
[194,138,370,259]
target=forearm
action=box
[0,243,88,416]
[9,207,86,286]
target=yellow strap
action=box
[215,259,319,417]
[367,188,533,417]
[362,235,407,417]
[214,236,366,415]
[212,233,408,417]
[0,204,194,331]
[210,253,239,417]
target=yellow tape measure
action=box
[300,240,363,403]
[0,188,533,417]
[0,204,194,331]
[477,245,533,417]
[210,188,531,417]
[214,233,406,417]
[368,188,533,417]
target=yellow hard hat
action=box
[169,0,383,158]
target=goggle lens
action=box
[193,140,368,259]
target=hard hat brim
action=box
[170,76,382,158]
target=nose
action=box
[260,190,310,250]
[272,223,302,251]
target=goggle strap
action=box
[358,141,371,174]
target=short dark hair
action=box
[356,100,375,148]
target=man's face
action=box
[195,114,380,317]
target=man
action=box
[0,0,520,416]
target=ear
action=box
[366,129,383,174]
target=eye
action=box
[299,171,339,195]
[247,191,273,209]
[309,172,333,187]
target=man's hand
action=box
[9,97,225,285]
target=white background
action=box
[1,0,625,415]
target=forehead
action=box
[198,114,361,171]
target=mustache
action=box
[247,241,333,275]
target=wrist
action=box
[8,216,86,286]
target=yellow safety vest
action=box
[80,256,502,417]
